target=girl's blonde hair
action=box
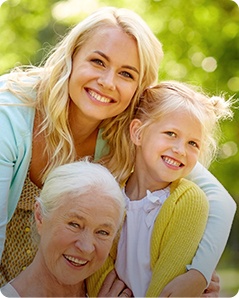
[2,6,163,182]
[118,81,234,183]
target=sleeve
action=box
[186,162,237,284]
[146,183,209,297]
[0,105,16,260]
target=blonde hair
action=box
[118,81,234,183]
[2,6,163,182]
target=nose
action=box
[97,70,116,91]
[172,141,186,156]
[75,231,95,254]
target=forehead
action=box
[149,110,203,138]
[79,26,139,66]
[52,192,122,227]
[85,25,135,46]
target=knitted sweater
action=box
[86,178,209,297]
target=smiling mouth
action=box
[162,156,184,168]
[63,254,88,267]
[88,89,114,103]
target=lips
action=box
[63,254,88,267]
[88,89,114,103]
[162,156,184,168]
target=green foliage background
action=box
[0,0,238,296]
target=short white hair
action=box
[36,159,125,221]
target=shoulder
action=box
[170,178,206,200]
[0,74,35,130]
[159,178,209,215]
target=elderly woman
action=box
[1,160,130,297]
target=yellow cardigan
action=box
[86,178,209,297]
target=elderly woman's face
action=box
[68,26,140,122]
[36,192,121,285]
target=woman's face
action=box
[68,26,140,123]
[35,192,121,285]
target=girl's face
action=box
[68,26,140,124]
[131,110,202,191]
[35,192,121,286]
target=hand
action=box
[159,269,207,297]
[201,270,220,297]
[97,269,133,297]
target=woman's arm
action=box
[0,92,33,260]
[0,104,16,259]
[186,162,236,283]
[0,164,12,260]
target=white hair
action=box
[36,159,125,221]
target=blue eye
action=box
[120,71,133,79]
[91,59,105,67]
[165,131,176,137]
[189,141,199,148]
[97,230,109,236]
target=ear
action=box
[34,201,43,235]
[130,119,143,146]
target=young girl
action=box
[112,81,234,297]
[112,82,235,297]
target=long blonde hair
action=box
[118,80,234,183]
[2,6,163,182]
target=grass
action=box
[217,268,239,297]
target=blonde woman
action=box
[0,6,163,285]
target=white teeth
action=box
[88,90,111,103]
[64,255,87,265]
[163,156,181,167]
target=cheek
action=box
[120,83,137,105]
[95,239,114,264]
[187,151,199,169]
[41,226,69,253]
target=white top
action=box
[115,187,170,297]
[1,282,20,297]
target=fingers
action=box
[211,270,220,283]
[100,269,118,292]
[118,288,133,297]
[98,269,133,297]
[202,271,220,297]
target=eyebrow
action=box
[67,212,116,229]
[93,50,140,75]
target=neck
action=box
[11,252,86,297]
[69,101,101,142]
[68,103,101,158]
[125,167,171,201]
